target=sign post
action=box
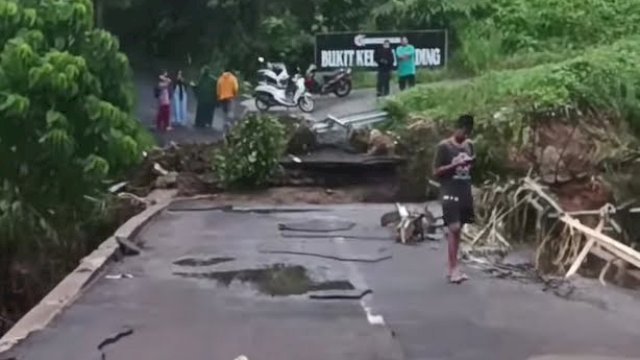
[314,30,448,71]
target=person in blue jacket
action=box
[395,36,416,91]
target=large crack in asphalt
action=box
[279,233,391,241]
[97,327,134,360]
[173,256,235,267]
[174,264,356,296]
[308,289,373,300]
[278,219,356,233]
[167,204,326,214]
[258,250,392,263]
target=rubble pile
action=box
[126,142,220,197]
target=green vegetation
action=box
[214,114,287,188]
[352,68,464,89]
[382,0,640,180]
[0,0,149,325]
[392,37,640,122]
[364,1,640,265]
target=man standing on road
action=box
[433,115,475,284]
[374,40,395,97]
[395,36,416,91]
[217,69,239,134]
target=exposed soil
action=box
[552,180,611,212]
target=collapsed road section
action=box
[3,201,640,360]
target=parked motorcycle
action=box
[304,64,352,97]
[257,57,289,88]
[254,64,315,113]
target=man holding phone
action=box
[433,115,476,284]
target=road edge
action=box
[0,199,172,354]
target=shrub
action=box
[214,114,287,188]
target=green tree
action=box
[0,0,146,212]
[0,0,149,323]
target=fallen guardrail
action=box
[311,110,388,134]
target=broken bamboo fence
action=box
[459,177,640,284]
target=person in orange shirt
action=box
[217,69,239,132]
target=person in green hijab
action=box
[191,66,217,128]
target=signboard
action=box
[315,30,447,71]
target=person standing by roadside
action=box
[433,115,475,284]
[395,36,416,91]
[155,70,172,131]
[192,66,217,129]
[374,40,395,97]
[172,70,188,127]
[217,69,239,134]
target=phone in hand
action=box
[452,156,475,167]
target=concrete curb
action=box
[0,199,171,354]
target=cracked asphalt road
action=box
[4,202,640,360]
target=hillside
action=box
[384,0,640,273]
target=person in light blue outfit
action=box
[172,70,188,127]
[395,36,416,91]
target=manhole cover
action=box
[278,219,356,233]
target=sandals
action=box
[447,270,469,284]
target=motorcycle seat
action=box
[323,69,346,82]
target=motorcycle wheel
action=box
[298,96,315,113]
[334,80,352,97]
[255,96,270,112]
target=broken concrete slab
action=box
[116,236,144,256]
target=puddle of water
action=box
[174,264,354,296]
[173,257,235,267]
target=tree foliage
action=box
[0,0,148,325]
[102,0,374,74]
[0,0,147,212]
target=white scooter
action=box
[254,62,315,113]
[257,57,289,88]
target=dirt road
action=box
[5,201,640,360]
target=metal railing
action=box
[311,110,389,134]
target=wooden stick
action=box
[565,218,604,279]
[560,215,640,270]
[470,195,528,246]
[599,259,613,286]
[522,177,563,213]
